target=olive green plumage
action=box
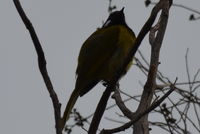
[62,8,136,126]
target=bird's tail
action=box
[61,88,80,129]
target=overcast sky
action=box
[1,0,200,134]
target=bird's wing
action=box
[76,26,120,96]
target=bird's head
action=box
[103,7,127,28]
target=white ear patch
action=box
[103,20,111,27]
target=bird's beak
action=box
[120,7,125,13]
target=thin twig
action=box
[185,48,192,90]
[173,3,200,15]
[150,1,200,15]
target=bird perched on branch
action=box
[62,7,136,127]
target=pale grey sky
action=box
[1,0,200,134]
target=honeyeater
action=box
[62,8,136,126]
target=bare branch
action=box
[100,0,173,133]
[101,81,175,134]
[88,86,113,134]
[88,0,171,133]
[172,3,200,15]
[13,0,62,133]
[185,48,192,90]
[134,38,200,134]
[148,1,200,21]
[148,1,200,15]
[104,117,125,124]
[112,89,134,120]
[133,0,172,133]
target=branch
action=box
[88,0,173,133]
[13,0,62,134]
[135,43,200,133]
[88,86,113,134]
[103,0,172,133]
[147,1,200,21]
[112,89,134,120]
[88,0,168,133]
[132,0,171,133]
[185,48,192,90]
[101,81,176,134]
[172,3,200,15]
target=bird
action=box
[62,7,136,127]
